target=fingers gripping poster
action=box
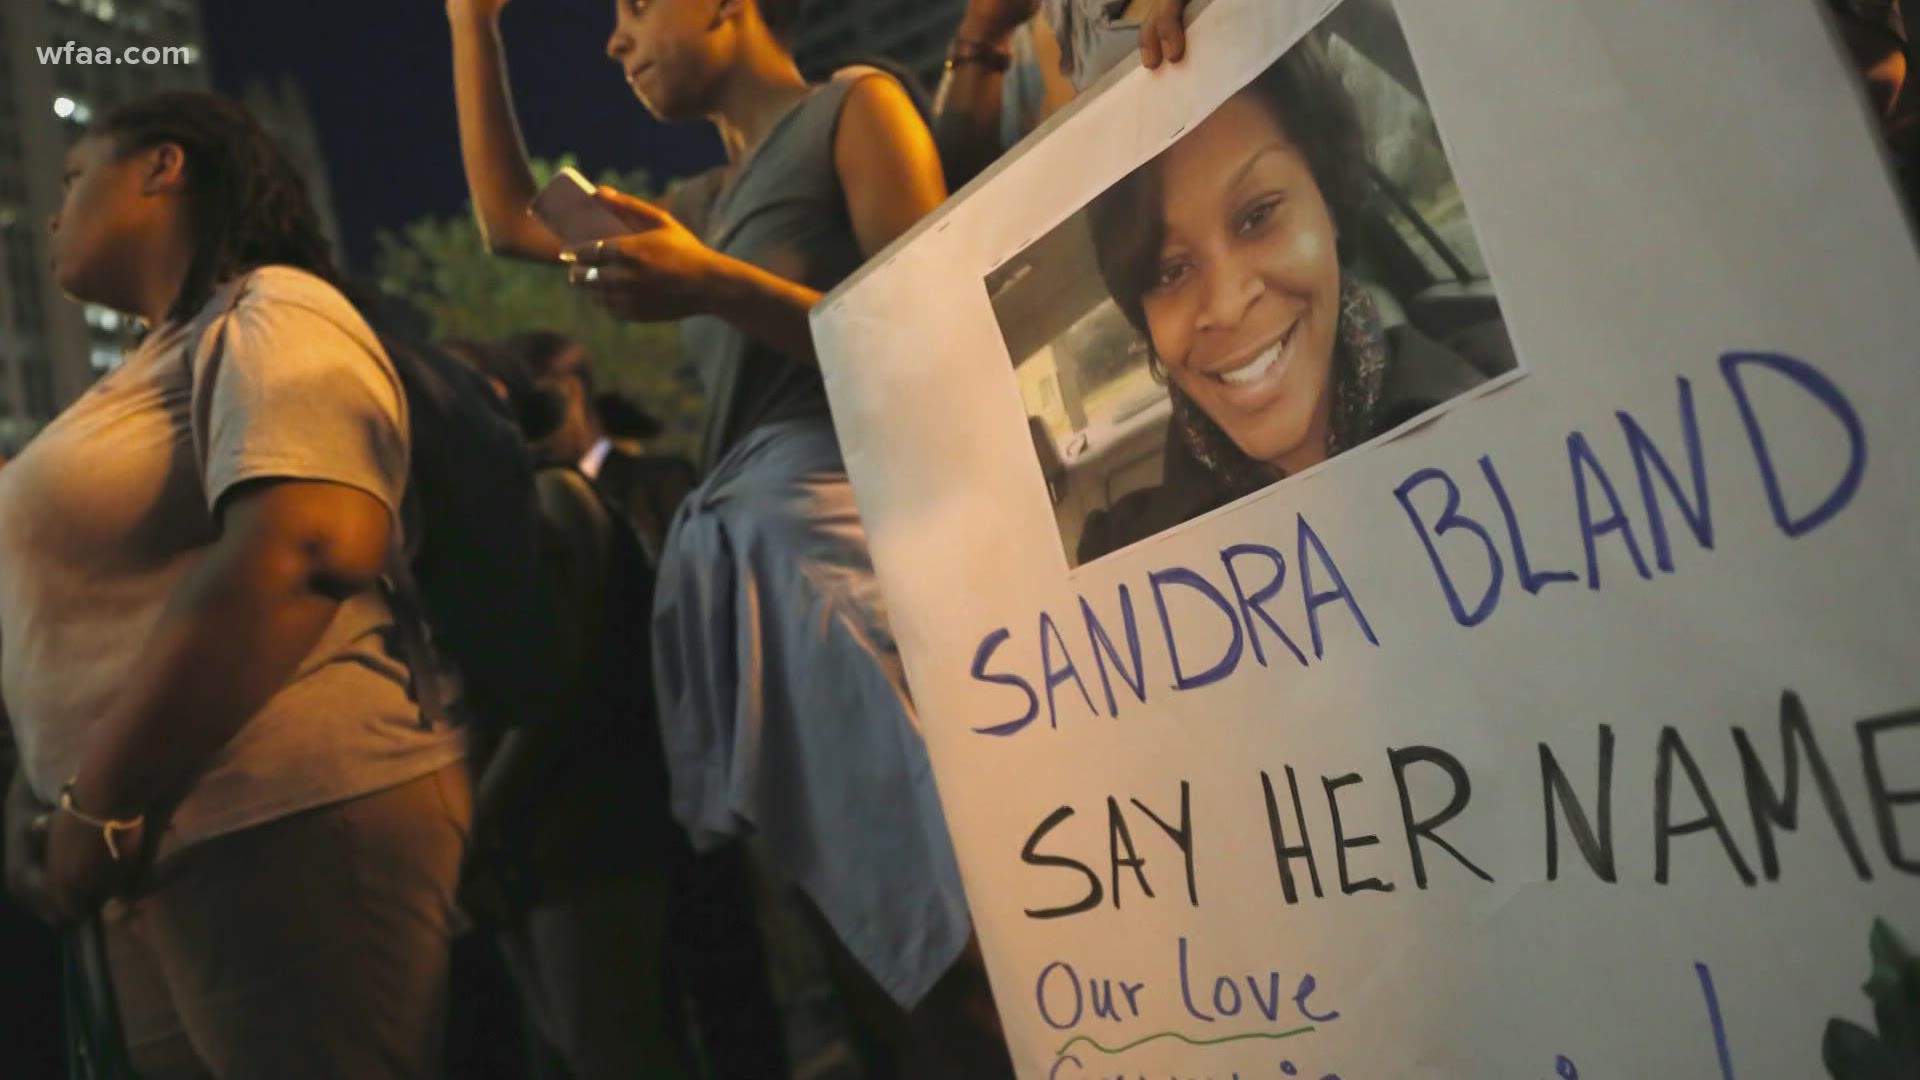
[812,0,1920,1075]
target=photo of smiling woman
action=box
[993,7,1520,567]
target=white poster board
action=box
[813,0,1920,1076]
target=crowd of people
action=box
[0,0,1908,1077]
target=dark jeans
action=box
[666,842,791,1079]
[1,891,64,1077]
[805,902,1014,1080]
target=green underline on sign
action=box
[1055,1024,1317,1058]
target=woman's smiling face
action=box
[1140,93,1342,475]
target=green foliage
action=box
[1824,919,1920,1079]
[372,156,704,457]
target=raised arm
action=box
[446,0,567,263]
[931,0,1044,191]
[934,0,1194,188]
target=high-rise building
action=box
[789,0,968,90]
[0,0,209,441]
[243,75,345,268]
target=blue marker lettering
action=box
[1393,467,1505,627]
[1720,351,1866,539]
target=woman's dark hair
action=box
[442,337,568,442]
[91,92,338,324]
[500,330,592,444]
[594,389,664,441]
[502,330,593,392]
[1089,32,1371,356]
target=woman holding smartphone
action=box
[446,0,1005,1072]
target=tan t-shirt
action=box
[0,266,464,856]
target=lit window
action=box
[88,345,122,373]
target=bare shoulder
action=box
[831,66,930,157]
[830,67,940,173]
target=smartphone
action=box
[530,166,632,247]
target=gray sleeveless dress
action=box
[651,68,970,1009]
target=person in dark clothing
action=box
[0,732,65,1079]
[1079,33,1508,563]
[451,336,686,1077]
[451,336,785,1080]
[594,389,666,443]
[499,332,697,564]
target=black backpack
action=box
[378,332,561,736]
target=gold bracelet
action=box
[57,779,145,861]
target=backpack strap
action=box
[383,556,454,731]
[374,342,455,732]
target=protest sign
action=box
[813,0,1920,1075]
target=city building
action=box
[789,0,968,90]
[0,0,209,444]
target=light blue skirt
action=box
[651,417,970,1009]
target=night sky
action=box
[200,0,726,272]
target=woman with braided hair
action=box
[0,92,469,1076]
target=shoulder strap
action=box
[384,553,454,731]
[365,338,454,730]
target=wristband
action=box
[57,779,144,861]
[946,36,1014,73]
